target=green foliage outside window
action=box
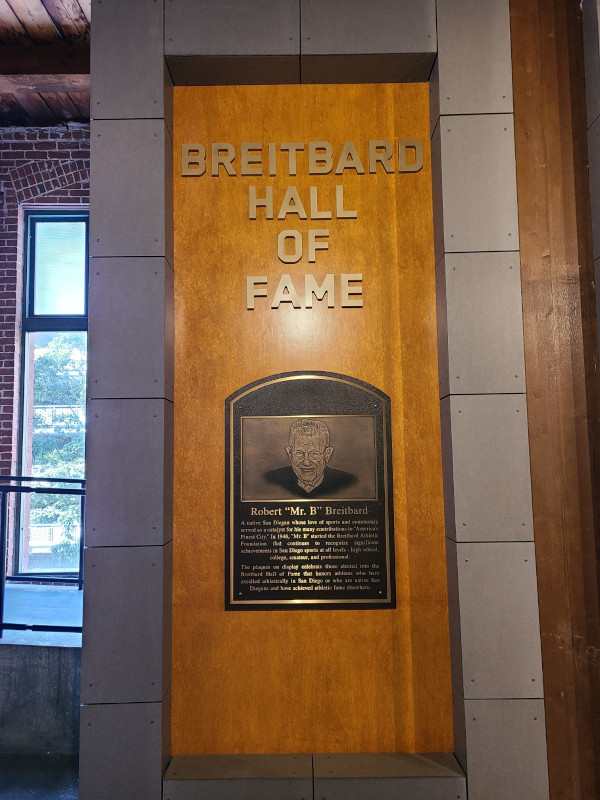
[28,331,86,567]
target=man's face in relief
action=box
[286,433,333,487]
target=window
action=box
[16,211,88,577]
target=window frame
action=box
[23,210,89,333]
[12,209,89,579]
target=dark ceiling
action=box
[0,0,90,126]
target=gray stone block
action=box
[437,115,519,253]
[454,542,544,699]
[85,399,173,547]
[91,0,166,120]
[88,258,173,401]
[163,754,313,800]
[165,0,299,56]
[438,252,526,396]
[90,119,173,262]
[80,543,172,704]
[313,753,466,800]
[437,0,513,115]
[301,0,436,55]
[464,699,549,800]
[80,700,167,800]
[446,394,534,542]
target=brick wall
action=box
[0,124,90,574]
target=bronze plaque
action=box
[225,372,395,609]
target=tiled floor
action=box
[0,754,78,799]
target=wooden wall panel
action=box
[510,1,600,798]
[172,84,452,754]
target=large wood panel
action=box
[172,84,452,754]
[510,1,600,798]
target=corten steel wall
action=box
[78,0,600,798]
[0,124,90,574]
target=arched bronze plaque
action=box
[226,371,395,609]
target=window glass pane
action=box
[18,331,86,575]
[33,221,86,315]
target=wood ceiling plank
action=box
[0,92,30,124]
[0,73,89,93]
[12,90,57,124]
[6,0,60,42]
[40,0,89,42]
[77,0,89,24]
[67,89,89,117]
[0,0,29,44]
[42,90,83,120]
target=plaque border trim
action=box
[225,371,395,610]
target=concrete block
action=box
[91,0,165,120]
[165,0,299,56]
[313,753,466,800]
[81,543,171,704]
[437,0,513,115]
[447,394,534,542]
[88,258,173,401]
[85,399,173,547]
[464,699,549,800]
[301,0,436,55]
[80,700,166,800]
[455,542,544,699]
[90,119,173,262]
[439,252,526,396]
[163,754,313,800]
[438,115,519,253]
[0,645,80,755]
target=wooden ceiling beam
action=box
[0,73,89,93]
[0,43,89,92]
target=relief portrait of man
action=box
[264,418,357,498]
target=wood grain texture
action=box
[7,0,58,41]
[42,90,82,119]
[0,0,28,43]
[510,1,600,797]
[172,84,452,755]
[12,90,57,124]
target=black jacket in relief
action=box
[263,465,357,499]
